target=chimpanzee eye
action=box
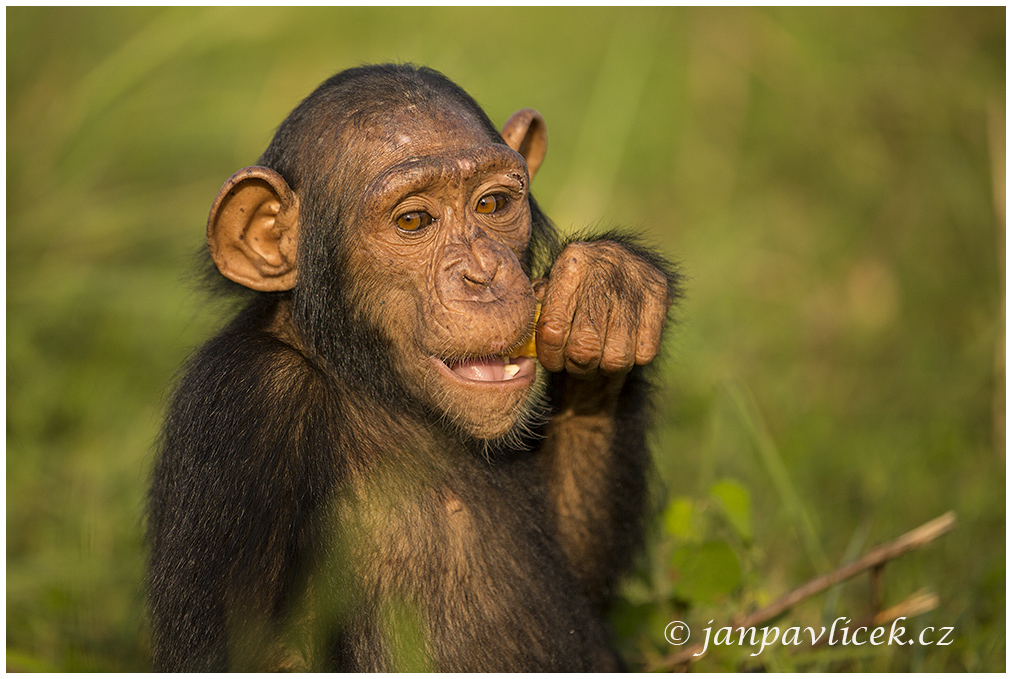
[396,211,433,232]
[475,194,508,215]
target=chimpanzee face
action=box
[342,111,540,439]
[206,102,547,441]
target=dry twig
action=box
[648,512,956,671]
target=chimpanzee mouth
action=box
[436,355,537,384]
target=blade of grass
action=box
[549,10,666,228]
[726,380,829,572]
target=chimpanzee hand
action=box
[534,241,671,379]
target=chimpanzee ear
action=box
[207,166,300,291]
[501,109,547,179]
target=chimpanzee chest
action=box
[330,458,619,671]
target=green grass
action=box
[7,7,1004,671]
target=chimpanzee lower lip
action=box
[434,355,536,385]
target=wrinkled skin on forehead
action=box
[336,111,541,438]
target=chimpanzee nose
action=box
[460,237,502,288]
[463,263,497,287]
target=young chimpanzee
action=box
[147,63,678,672]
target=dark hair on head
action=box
[258,63,503,190]
[203,63,559,302]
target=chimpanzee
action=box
[147,63,678,672]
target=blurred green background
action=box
[7,7,1004,672]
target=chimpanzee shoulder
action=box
[148,294,344,671]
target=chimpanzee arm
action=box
[147,305,340,671]
[534,236,678,609]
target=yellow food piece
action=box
[508,302,541,359]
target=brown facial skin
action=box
[342,113,539,439]
[207,107,670,441]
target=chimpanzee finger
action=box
[599,310,638,374]
[535,270,580,373]
[562,293,605,378]
[634,295,668,365]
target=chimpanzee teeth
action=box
[503,363,520,379]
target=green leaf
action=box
[709,478,753,543]
[671,541,741,604]
[663,497,696,539]
[619,577,655,605]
